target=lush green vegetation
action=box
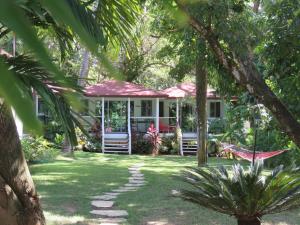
[31,152,300,225]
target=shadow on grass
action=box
[30,152,299,225]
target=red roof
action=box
[84,80,168,98]
[161,83,219,99]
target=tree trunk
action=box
[0,102,45,225]
[253,0,260,13]
[78,49,90,87]
[195,53,208,166]
[176,1,300,148]
[62,134,73,154]
[237,217,261,225]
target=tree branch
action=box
[175,0,300,147]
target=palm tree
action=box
[0,1,140,224]
[176,161,300,225]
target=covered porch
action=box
[83,80,171,154]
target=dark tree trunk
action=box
[176,1,300,148]
[195,53,208,166]
[237,217,261,225]
[253,0,260,13]
[0,102,45,225]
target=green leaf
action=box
[0,59,42,134]
[0,0,70,87]
[41,0,123,79]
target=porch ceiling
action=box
[84,80,168,98]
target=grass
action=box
[30,152,300,225]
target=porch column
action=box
[101,97,105,153]
[35,94,39,116]
[156,98,159,133]
[127,97,132,155]
[176,98,179,124]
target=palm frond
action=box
[4,55,88,146]
[176,161,300,221]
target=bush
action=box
[159,136,179,155]
[21,136,59,163]
[132,138,152,154]
[264,142,300,168]
[82,136,102,152]
[176,161,300,225]
[44,121,64,141]
[208,118,225,134]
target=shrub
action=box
[176,161,300,225]
[132,136,152,154]
[44,121,64,141]
[159,137,174,154]
[208,118,226,134]
[21,136,59,162]
[82,136,102,152]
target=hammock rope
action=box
[221,143,288,162]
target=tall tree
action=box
[195,47,208,166]
[173,0,300,148]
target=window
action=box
[141,100,152,116]
[37,98,46,115]
[130,101,134,117]
[37,97,51,124]
[210,102,221,118]
[159,101,164,117]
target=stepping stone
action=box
[91,200,114,208]
[131,173,144,177]
[99,223,119,225]
[129,180,145,184]
[99,218,127,223]
[171,189,180,197]
[104,192,120,196]
[125,183,144,187]
[92,195,117,200]
[132,163,145,167]
[129,169,140,173]
[129,177,144,180]
[120,186,137,190]
[129,170,141,176]
[112,187,136,192]
[90,210,128,217]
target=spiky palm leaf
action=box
[0,0,140,132]
[3,54,89,145]
[177,161,300,223]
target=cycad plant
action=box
[177,161,300,225]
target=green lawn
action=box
[30,152,300,225]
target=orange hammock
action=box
[221,143,288,162]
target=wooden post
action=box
[101,97,105,153]
[127,97,131,155]
[176,98,179,124]
[155,98,159,133]
[35,94,39,116]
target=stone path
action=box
[90,163,145,224]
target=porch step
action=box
[104,146,128,150]
[103,135,130,154]
[104,143,129,147]
[182,136,197,155]
[104,150,129,154]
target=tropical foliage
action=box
[21,136,59,163]
[177,161,300,225]
[0,0,140,140]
